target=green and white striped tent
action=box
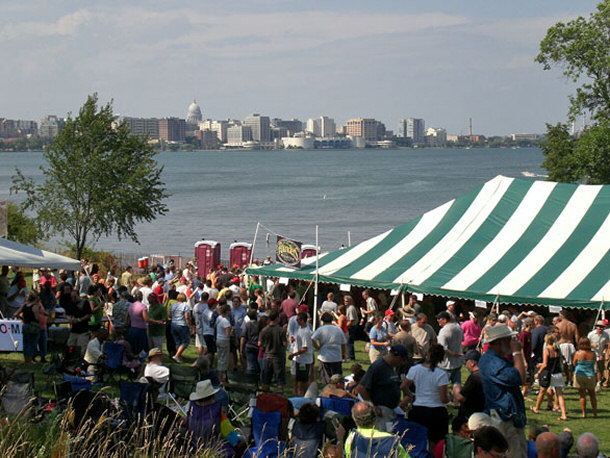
[247,175,610,310]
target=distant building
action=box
[270,126,288,141]
[272,118,303,136]
[511,133,539,141]
[244,114,270,142]
[227,125,253,145]
[425,127,447,147]
[0,119,38,138]
[446,135,460,143]
[306,116,336,138]
[195,129,218,149]
[346,118,380,141]
[123,117,160,140]
[159,117,186,142]
[39,115,65,140]
[281,137,315,149]
[398,118,425,143]
[186,100,203,124]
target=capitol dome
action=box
[186,99,203,124]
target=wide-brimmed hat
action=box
[402,306,415,317]
[148,347,163,358]
[484,324,517,344]
[468,412,498,430]
[595,320,606,328]
[189,380,220,401]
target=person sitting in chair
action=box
[187,380,246,457]
[84,328,108,380]
[144,347,170,384]
[336,401,408,458]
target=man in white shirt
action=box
[84,329,108,380]
[144,347,170,384]
[436,311,464,403]
[312,312,348,384]
[289,312,314,396]
[320,292,338,317]
[587,320,609,386]
[361,290,378,331]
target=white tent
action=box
[0,237,80,270]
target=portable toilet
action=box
[301,244,318,259]
[194,241,221,279]
[137,256,149,270]
[229,242,252,269]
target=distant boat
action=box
[521,171,549,178]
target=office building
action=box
[425,127,447,147]
[227,125,253,145]
[398,118,425,143]
[345,118,379,141]
[123,117,160,140]
[244,114,270,142]
[39,115,65,140]
[159,117,186,142]
[272,118,303,136]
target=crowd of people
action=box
[0,261,608,457]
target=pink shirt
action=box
[461,320,481,347]
[129,301,148,329]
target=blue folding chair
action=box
[244,407,285,458]
[63,375,92,392]
[350,430,401,458]
[317,396,356,417]
[392,417,433,458]
[103,342,125,382]
[119,380,150,425]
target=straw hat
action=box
[189,380,220,401]
[148,348,163,358]
[468,412,498,430]
[484,324,517,344]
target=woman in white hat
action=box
[187,380,245,455]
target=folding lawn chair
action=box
[255,393,294,442]
[244,407,285,458]
[102,342,125,383]
[119,380,150,425]
[317,396,356,417]
[225,371,259,426]
[61,345,84,375]
[392,417,433,458]
[1,370,35,416]
[350,429,402,458]
[63,374,93,392]
[169,365,199,400]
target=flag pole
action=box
[249,222,260,266]
[313,225,319,331]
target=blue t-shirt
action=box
[170,301,190,327]
[369,326,388,343]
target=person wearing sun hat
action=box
[187,379,246,454]
[478,324,527,458]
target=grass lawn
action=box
[1,339,608,454]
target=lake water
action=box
[0,147,546,260]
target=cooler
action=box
[229,242,252,268]
[301,244,318,259]
[194,241,221,278]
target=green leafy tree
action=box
[6,201,41,245]
[540,123,578,183]
[11,94,169,259]
[535,1,610,123]
[572,120,610,184]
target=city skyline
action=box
[0,1,600,136]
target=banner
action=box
[0,320,23,351]
[276,236,302,267]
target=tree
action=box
[6,201,41,245]
[540,123,578,183]
[535,1,610,123]
[11,94,169,259]
[571,120,610,184]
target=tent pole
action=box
[313,225,319,331]
[249,222,260,266]
[593,299,605,332]
[348,231,352,247]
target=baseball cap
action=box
[463,349,481,362]
[389,344,409,359]
[385,309,395,316]
[298,304,309,313]
[436,311,450,321]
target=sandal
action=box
[530,406,540,414]
[558,416,568,421]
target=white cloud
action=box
[0,9,93,40]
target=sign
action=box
[0,320,23,351]
[549,305,562,314]
[414,293,424,301]
[475,300,488,309]
[340,284,351,292]
[276,236,302,267]
[278,277,289,285]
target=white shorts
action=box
[195,333,207,349]
[559,343,575,366]
[290,359,297,375]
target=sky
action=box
[0,0,602,136]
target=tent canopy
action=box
[0,237,81,271]
[248,176,610,310]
